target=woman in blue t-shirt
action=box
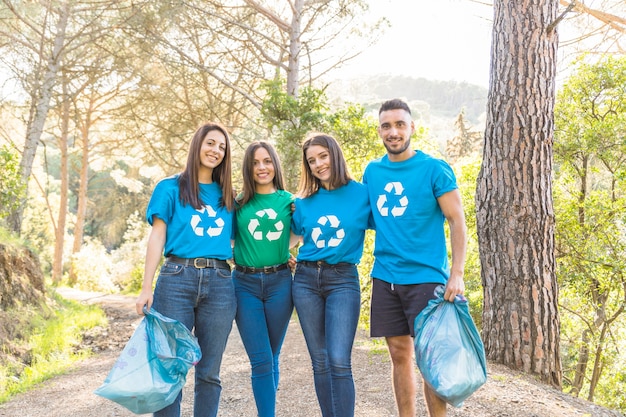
[135,122,236,417]
[291,133,371,417]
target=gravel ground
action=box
[0,288,623,417]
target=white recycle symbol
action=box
[311,215,345,248]
[190,205,224,237]
[248,208,284,241]
[377,182,409,217]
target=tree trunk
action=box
[52,78,71,284]
[587,324,608,402]
[287,0,303,98]
[68,115,91,286]
[476,0,562,387]
[571,329,590,395]
[8,2,70,234]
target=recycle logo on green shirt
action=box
[247,208,284,241]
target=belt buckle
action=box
[263,266,273,273]
[194,258,207,268]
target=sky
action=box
[334,0,494,88]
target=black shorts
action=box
[370,279,442,338]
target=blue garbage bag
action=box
[414,286,487,408]
[94,307,202,414]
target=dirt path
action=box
[0,288,623,417]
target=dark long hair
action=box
[178,122,234,211]
[237,141,286,207]
[297,132,351,198]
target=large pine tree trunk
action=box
[476,0,562,387]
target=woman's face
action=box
[305,144,332,188]
[199,129,226,170]
[252,147,275,189]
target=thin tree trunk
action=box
[68,116,91,286]
[587,324,608,402]
[52,78,71,284]
[286,0,303,98]
[8,2,70,234]
[476,0,562,387]
[571,329,590,395]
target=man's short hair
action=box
[379,98,411,115]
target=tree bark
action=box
[476,0,562,387]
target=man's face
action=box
[378,108,415,158]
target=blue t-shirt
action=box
[363,150,458,285]
[291,180,371,265]
[146,175,234,260]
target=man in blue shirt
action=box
[363,99,467,417]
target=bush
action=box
[0,146,26,221]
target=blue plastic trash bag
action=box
[414,286,487,408]
[94,307,202,414]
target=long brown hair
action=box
[178,122,234,211]
[237,141,286,207]
[297,132,351,198]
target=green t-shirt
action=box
[233,190,294,268]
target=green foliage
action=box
[554,55,626,412]
[0,146,26,222]
[324,103,383,178]
[0,225,25,248]
[453,157,483,326]
[261,79,329,191]
[0,292,107,403]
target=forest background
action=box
[0,0,625,414]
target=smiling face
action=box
[305,144,332,189]
[378,108,415,162]
[252,146,276,193]
[199,129,226,178]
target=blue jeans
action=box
[152,261,236,417]
[233,268,293,417]
[292,263,361,417]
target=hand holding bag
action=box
[94,307,202,414]
[414,286,487,407]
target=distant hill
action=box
[329,74,487,122]
[327,74,488,149]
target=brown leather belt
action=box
[166,256,231,270]
[299,260,354,268]
[234,263,289,274]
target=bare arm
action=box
[135,217,166,315]
[438,189,467,302]
[289,230,302,249]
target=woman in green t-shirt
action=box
[232,141,297,417]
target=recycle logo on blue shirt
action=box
[377,181,409,217]
[190,205,224,237]
[311,215,345,248]
[247,208,284,241]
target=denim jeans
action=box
[292,263,361,417]
[233,268,293,417]
[152,261,236,417]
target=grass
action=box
[0,290,107,403]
